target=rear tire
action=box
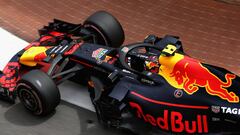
[17,70,60,116]
[84,11,125,47]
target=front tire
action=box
[17,70,60,116]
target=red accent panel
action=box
[70,58,93,68]
[64,42,83,55]
[0,62,20,91]
[40,35,53,42]
[131,91,209,109]
[34,52,47,61]
[49,31,64,37]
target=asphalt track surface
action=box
[0,99,132,135]
[0,0,240,135]
[0,98,169,135]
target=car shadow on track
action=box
[2,99,170,135]
[70,101,170,135]
[4,101,55,126]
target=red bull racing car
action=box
[1,11,240,134]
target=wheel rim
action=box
[18,87,42,115]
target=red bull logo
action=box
[158,45,238,103]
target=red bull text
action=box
[129,102,208,133]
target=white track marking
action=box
[0,27,29,70]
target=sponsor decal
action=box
[140,78,154,85]
[211,106,240,115]
[129,102,208,133]
[158,50,238,103]
[224,119,237,124]
[211,106,220,114]
[96,59,103,65]
[221,107,240,115]
[103,56,112,63]
[174,89,183,98]
[212,117,220,122]
[92,48,108,60]
[95,55,112,65]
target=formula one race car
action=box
[1,11,240,134]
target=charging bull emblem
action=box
[158,44,239,103]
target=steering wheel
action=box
[119,43,163,84]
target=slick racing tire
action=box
[84,11,125,47]
[17,70,60,116]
